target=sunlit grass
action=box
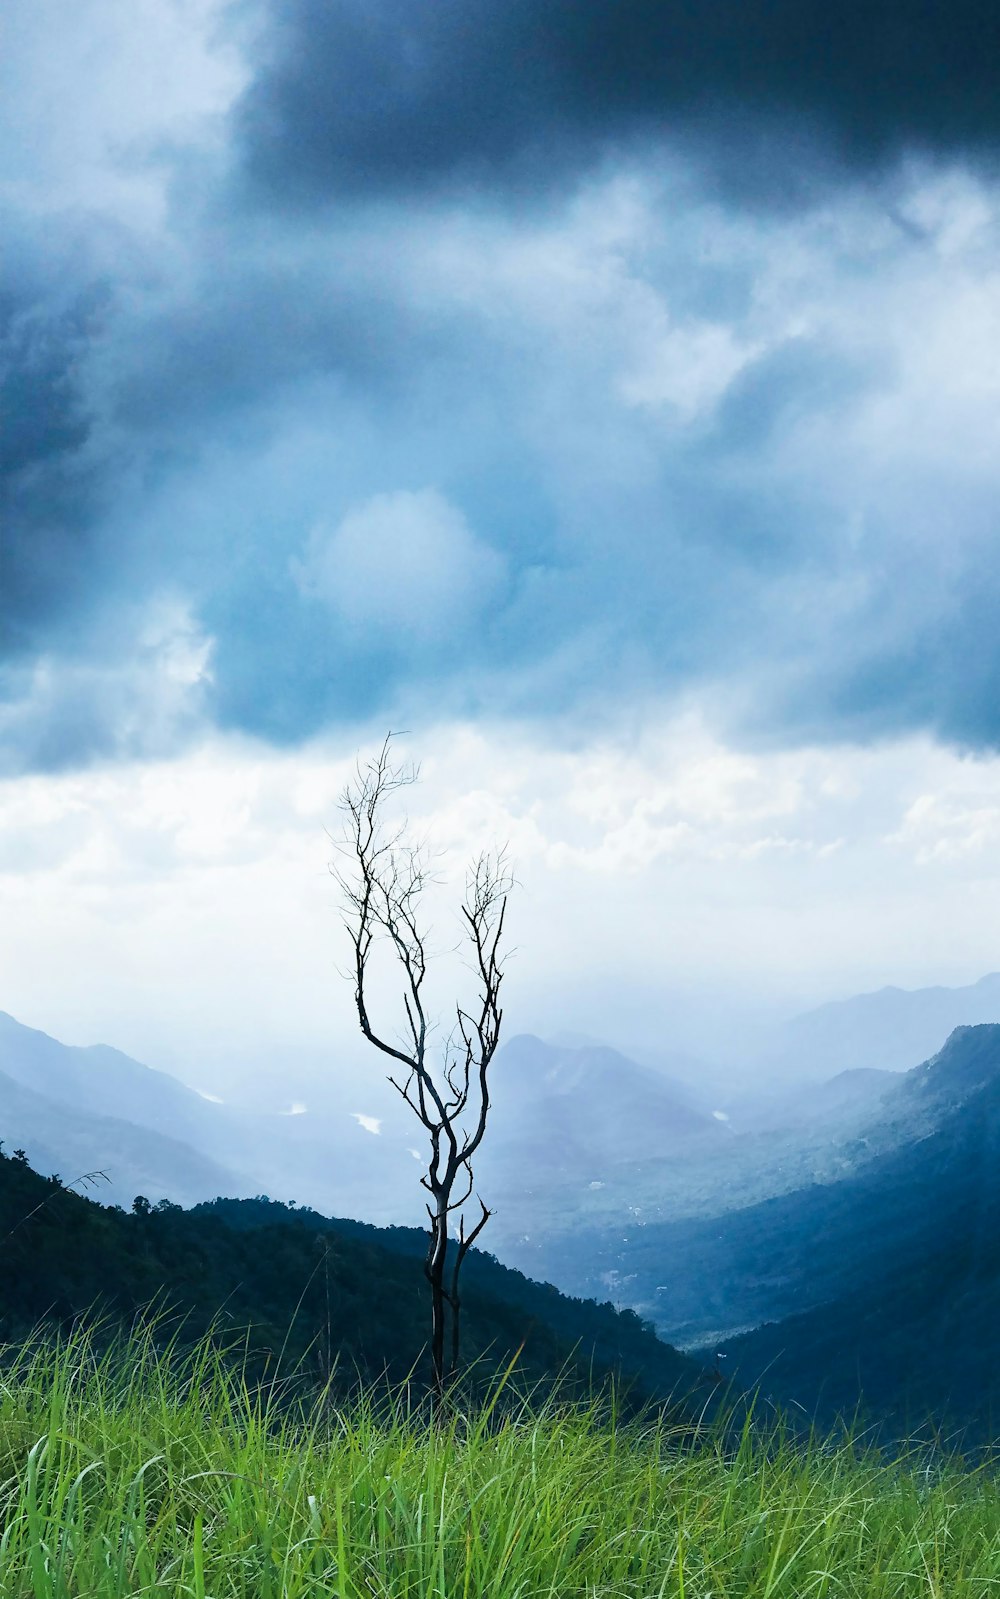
[0,1326,999,1596]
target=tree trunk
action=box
[449,1250,463,1380]
[425,1203,449,1398]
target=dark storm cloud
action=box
[6,0,1000,777]
[235,0,1000,204]
[0,265,112,655]
[109,252,421,435]
[0,203,431,641]
[0,204,494,768]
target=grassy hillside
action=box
[1,1328,999,1597]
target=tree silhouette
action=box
[334,735,511,1398]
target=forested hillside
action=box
[708,1026,1000,1437]
[0,1147,704,1408]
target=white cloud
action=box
[2,715,1000,1092]
[1,0,244,229]
[887,788,1000,864]
[617,317,754,419]
[293,489,506,645]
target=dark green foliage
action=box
[0,1147,704,1410]
[195,1195,699,1400]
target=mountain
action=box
[580,1022,1000,1437]
[712,1029,1000,1436]
[16,1004,1000,1433]
[0,1011,223,1146]
[0,1013,733,1233]
[549,1034,727,1113]
[480,979,1000,1255]
[485,992,1000,1259]
[0,1010,422,1220]
[0,1061,247,1209]
[479,1033,734,1249]
[757,972,1000,1083]
[12,997,993,1318]
[500,1027,1000,1357]
[0,1012,737,1236]
[0,1144,706,1412]
[0,1009,265,1201]
[487,1033,724,1159]
[483,1038,946,1277]
[722,1066,896,1136]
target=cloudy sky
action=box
[3,0,1000,1097]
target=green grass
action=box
[0,1328,1000,1596]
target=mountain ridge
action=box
[758,972,1000,1082]
[0,1142,706,1414]
[714,1041,1000,1436]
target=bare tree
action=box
[334,735,511,1398]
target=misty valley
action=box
[6,971,1000,1445]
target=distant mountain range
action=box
[753,971,1000,1083]
[484,1032,725,1173]
[519,1024,1000,1342]
[5,971,1000,1250]
[480,975,1000,1262]
[0,1010,418,1219]
[512,1022,1000,1439]
[491,1033,722,1150]
[0,1013,738,1228]
[481,1031,742,1251]
[0,1012,245,1206]
[714,1024,1000,1437]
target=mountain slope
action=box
[608,1022,1000,1435]
[488,1034,725,1157]
[718,1203,1000,1440]
[0,1147,705,1410]
[0,1010,422,1221]
[716,1051,1000,1436]
[0,1062,248,1208]
[520,1026,1000,1356]
[480,1033,731,1244]
[731,1067,896,1133]
[0,1011,220,1146]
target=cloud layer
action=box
[5,719,1000,1088]
[3,0,1000,778]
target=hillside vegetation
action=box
[719,1030,1000,1435]
[0,1146,700,1409]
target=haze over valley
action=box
[6,967,1000,1436]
